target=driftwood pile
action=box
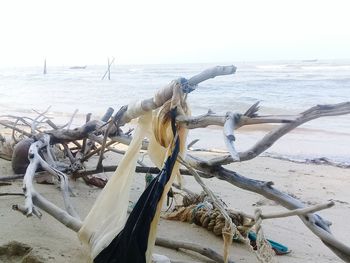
[0,65,350,262]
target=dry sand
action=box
[0,152,349,262]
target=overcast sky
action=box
[0,0,349,66]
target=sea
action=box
[0,60,349,166]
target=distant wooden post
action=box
[108,58,111,80]
[101,57,115,80]
[43,59,47,75]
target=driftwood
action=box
[155,237,235,263]
[0,65,350,262]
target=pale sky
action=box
[0,0,349,66]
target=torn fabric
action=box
[94,109,180,263]
[78,82,189,263]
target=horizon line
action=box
[1,58,350,69]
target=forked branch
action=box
[196,102,350,167]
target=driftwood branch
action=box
[42,120,104,144]
[187,65,237,86]
[0,120,33,137]
[175,109,294,130]
[194,102,350,167]
[20,134,80,221]
[223,112,240,161]
[260,201,335,220]
[75,165,192,177]
[22,140,42,216]
[0,174,25,181]
[155,237,235,263]
[0,193,24,196]
[119,65,237,125]
[188,165,350,262]
[13,191,82,232]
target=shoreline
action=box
[261,152,350,169]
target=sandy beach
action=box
[0,148,349,262]
[0,0,349,259]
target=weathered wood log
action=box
[205,102,350,167]
[75,165,191,177]
[204,166,350,261]
[0,193,24,196]
[0,174,25,181]
[12,138,34,174]
[175,110,294,130]
[42,119,104,144]
[119,65,237,126]
[155,237,235,263]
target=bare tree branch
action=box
[155,237,235,263]
[200,102,350,167]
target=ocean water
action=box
[0,60,349,164]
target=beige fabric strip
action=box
[78,81,189,262]
[78,111,153,259]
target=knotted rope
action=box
[166,191,277,263]
[253,209,276,263]
[178,158,238,263]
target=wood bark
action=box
[155,237,235,263]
